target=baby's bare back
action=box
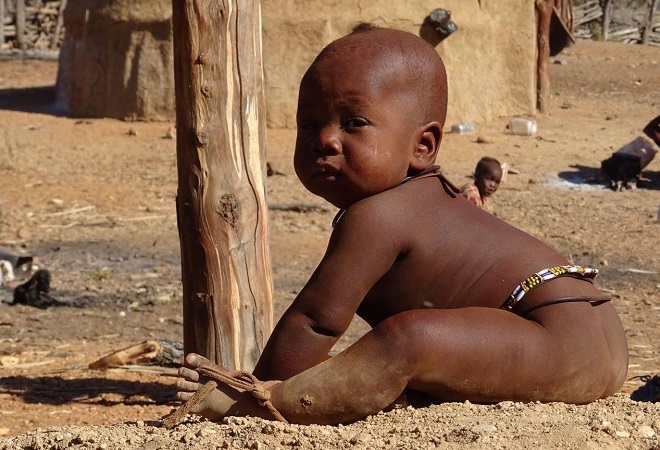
[337,177,598,325]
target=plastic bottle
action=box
[451,122,476,134]
[509,118,537,136]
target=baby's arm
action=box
[253,201,404,381]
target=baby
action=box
[460,156,502,212]
[172,24,628,426]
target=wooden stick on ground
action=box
[162,380,218,429]
[89,341,162,369]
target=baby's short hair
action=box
[310,24,448,127]
[475,157,502,177]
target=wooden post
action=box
[602,0,613,41]
[171,0,274,371]
[642,0,659,45]
[16,0,25,50]
[536,0,553,114]
[0,0,5,49]
[51,0,67,50]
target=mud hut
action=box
[55,0,174,121]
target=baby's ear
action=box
[409,121,442,171]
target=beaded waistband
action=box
[501,265,599,311]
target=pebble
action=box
[349,433,372,444]
[637,425,655,438]
[181,431,196,443]
[496,401,515,410]
[197,427,217,438]
[261,424,276,435]
[615,430,630,438]
[471,423,497,434]
[17,227,31,239]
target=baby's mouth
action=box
[312,163,340,178]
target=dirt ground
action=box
[0,40,659,449]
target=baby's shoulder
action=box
[335,190,414,231]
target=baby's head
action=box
[474,157,502,198]
[293,24,448,208]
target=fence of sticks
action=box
[573,0,659,45]
[1,0,65,53]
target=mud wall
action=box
[261,0,537,128]
[54,0,535,125]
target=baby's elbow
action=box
[281,309,348,340]
[309,321,344,338]
[297,311,348,339]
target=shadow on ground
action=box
[0,86,63,116]
[630,375,660,402]
[0,375,175,406]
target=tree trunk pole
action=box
[536,0,553,114]
[171,0,274,371]
[642,0,659,45]
[16,0,25,50]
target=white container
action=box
[451,121,476,134]
[509,118,537,136]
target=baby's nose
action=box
[314,126,342,154]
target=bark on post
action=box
[642,0,659,45]
[536,0,553,114]
[171,0,274,371]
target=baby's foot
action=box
[175,353,238,421]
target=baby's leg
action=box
[175,328,411,425]
[176,302,626,425]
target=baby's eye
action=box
[342,117,368,130]
[297,120,318,131]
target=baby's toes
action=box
[176,391,194,402]
[178,366,200,382]
[185,352,212,368]
[176,377,202,392]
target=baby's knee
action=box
[372,311,446,367]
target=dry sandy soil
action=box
[0,40,659,449]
